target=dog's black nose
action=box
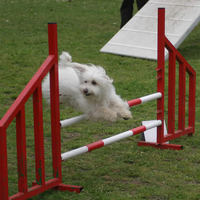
[83,88,88,94]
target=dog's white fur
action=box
[42,52,132,122]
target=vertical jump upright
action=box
[138,8,196,150]
[0,23,82,200]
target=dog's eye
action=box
[84,80,88,83]
[92,80,97,85]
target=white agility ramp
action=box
[100,0,200,60]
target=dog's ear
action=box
[104,75,113,83]
[72,63,87,73]
[97,66,113,83]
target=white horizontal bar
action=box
[60,114,86,127]
[145,120,162,130]
[140,92,162,103]
[61,146,88,161]
[103,130,133,146]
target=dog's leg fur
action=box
[87,106,118,122]
[109,95,132,120]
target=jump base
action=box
[55,184,83,193]
[138,141,183,150]
[31,181,82,193]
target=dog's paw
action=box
[123,117,129,120]
[118,110,132,120]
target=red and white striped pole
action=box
[127,92,162,107]
[60,92,162,128]
[60,114,86,127]
[61,120,162,161]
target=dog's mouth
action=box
[85,93,92,96]
[83,89,93,97]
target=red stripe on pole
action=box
[87,140,104,152]
[132,126,146,135]
[127,98,141,107]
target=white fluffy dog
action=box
[42,52,132,122]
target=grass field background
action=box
[0,0,200,199]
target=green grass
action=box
[0,0,200,199]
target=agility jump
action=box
[60,92,162,127]
[61,92,162,160]
[60,9,196,150]
[0,8,196,200]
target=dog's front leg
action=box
[110,96,132,120]
[89,106,118,122]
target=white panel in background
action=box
[142,120,168,143]
[100,0,200,60]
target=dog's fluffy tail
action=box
[59,51,72,64]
